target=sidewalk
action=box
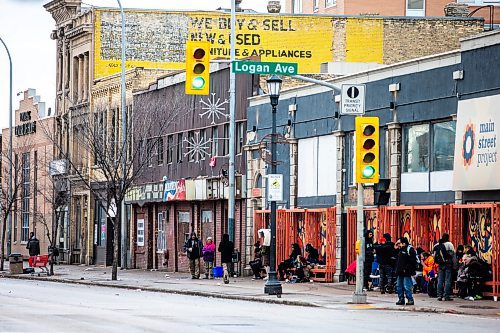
[1,263,499,317]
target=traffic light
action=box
[185,41,210,95]
[355,116,379,184]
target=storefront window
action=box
[403,123,429,173]
[432,121,456,171]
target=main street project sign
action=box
[94,9,335,78]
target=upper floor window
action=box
[403,120,456,173]
[406,0,425,17]
[157,137,164,165]
[325,0,335,7]
[167,135,173,164]
[314,0,319,11]
[292,0,303,13]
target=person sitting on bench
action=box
[278,243,301,281]
[250,241,263,280]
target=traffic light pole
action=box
[353,183,367,303]
[228,0,236,242]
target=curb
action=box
[1,274,318,308]
[2,274,498,317]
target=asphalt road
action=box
[0,279,498,333]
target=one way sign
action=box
[340,84,366,115]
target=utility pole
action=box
[117,0,128,269]
[353,184,367,303]
[228,0,238,242]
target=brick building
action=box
[1,90,56,258]
[126,65,258,273]
[284,0,500,25]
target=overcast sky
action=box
[0,0,283,130]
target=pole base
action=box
[352,292,367,304]
[264,271,282,296]
[264,282,282,296]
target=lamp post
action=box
[0,36,13,256]
[264,75,282,296]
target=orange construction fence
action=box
[254,207,336,282]
[347,203,500,298]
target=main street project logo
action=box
[462,123,475,168]
[462,119,497,170]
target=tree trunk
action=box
[50,255,54,276]
[111,208,121,280]
[0,217,7,271]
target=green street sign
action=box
[232,61,298,76]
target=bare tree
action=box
[41,94,187,280]
[0,136,33,271]
[31,165,69,276]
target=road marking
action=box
[350,305,376,309]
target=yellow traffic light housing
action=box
[185,41,210,95]
[355,116,380,184]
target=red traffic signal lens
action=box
[363,125,375,136]
[363,152,375,163]
[194,63,205,75]
[363,139,375,150]
[193,48,206,59]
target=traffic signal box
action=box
[185,41,210,95]
[355,116,380,184]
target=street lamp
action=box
[0,36,13,256]
[264,75,282,297]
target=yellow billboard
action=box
[94,9,337,78]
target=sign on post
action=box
[233,61,298,76]
[267,174,283,201]
[341,84,366,115]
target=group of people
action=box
[183,232,234,284]
[356,230,490,306]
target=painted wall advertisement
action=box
[94,9,337,77]
[453,94,499,191]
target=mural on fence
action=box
[364,210,379,239]
[400,211,412,244]
[320,214,327,259]
[297,217,306,251]
[428,211,443,251]
[466,208,493,264]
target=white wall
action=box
[298,135,337,197]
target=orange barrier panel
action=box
[254,207,336,282]
[451,203,499,298]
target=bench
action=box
[29,255,49,276]
[310,267,327,282]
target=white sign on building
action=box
[341,84,366,115]
[267,174,283,202]
[453,94,500,191]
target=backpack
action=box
[434,243,451,266]
[407,245,420,269]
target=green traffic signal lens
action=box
[192,76,205,89]
[362,166,375,178]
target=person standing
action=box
[218,233,234,284]
[202,237,215,279]
[394,237,416,305]
[26,232,40,257]
[433,233,456,301]
[184,232,203,279]
[374,233,396,294]
[364,229,375,290]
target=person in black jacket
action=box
[26,232,40,257]
[183,232,203,279]
[374,233,396,294]
[278,243,301,281]
[364,229,375,290]
[218,233,234,284]
[395,237,416,305]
